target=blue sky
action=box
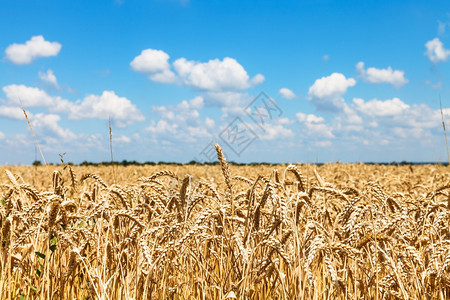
[1,0,450,164]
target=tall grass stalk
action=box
[439,96,450,165]
[21,102,48,171]
[109,116,117,184]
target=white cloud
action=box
[5,35,61,65]
[333,104,363,132]
[293,97,449,156]
[202,91,251,108]
[279,88,296,99]
[68,91,145,127]
[0,131,5,140]
[130,49,176,83]
[131,50,264,91]
[425,38,450,63]
[350,97,443,139]
[0,106,26,120]
[39,70,59,88]
[296,112,334,138]
[4,84,54,107]
[1,85,144,127]
[146,96,212,142]
[307,73,356,112]
[2,84,71,110]
[250,74,265,86]
[31,113,76,140]
[259,123,294,140]
[205,117,215,128]
[356,62,408,88]
[245,118,294,141]
[173,57,264,91]
[353,97,409,117]
[113,135,131,144]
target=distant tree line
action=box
[31,159,280,167]
[31,159,448,166]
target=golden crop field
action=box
[1,146,450,299]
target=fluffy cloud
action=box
[147,96,213,142]
[2,84,70,110]
[31,113,76,140]
[353,97,410,117]
[356,62,408,88]
[173,57,264,91]
[130,49,264,92]
[5,36,61,65]
[242,118,294,141]
[351,97,442,139]
[68,91,144,127]
[258,123,294,140]
[278,88,296,99]
[0,106,26,120]
[295,94,449,151]
[1,85,144,127]
[333,104,363,132]
[296,112,334,138]
[39,70,59,88]
[0,131,4,140]
[130,49,176,83]
[307,73,356,112]
[425,38,450,63]
[201,91,255,120]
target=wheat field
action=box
[1,147,450,299]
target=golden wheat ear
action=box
[215,144,232,194]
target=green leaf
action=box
[1,199,5,206]
[49,244,57,252]
[35,269,41,278]
[26,279,38,292]
[18,295,26,300]
[51,236,57,244]
[35,251,45,259]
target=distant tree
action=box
[32,160,42,166]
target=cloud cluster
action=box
[5,36,61,65]
[356,62,408,88]
[147,96,213,143]
[307,73,356,112]
[353,97,409,117]
[2,84,69,109]
[173,57,264,91]
[31,113,76,140]
[130,49,176,83]
[131,49,264,91]
[68,91,145,127]
[296,112,334,138]
[1,85,144,127]
[425,38,450,63]
[295,94,445,152]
